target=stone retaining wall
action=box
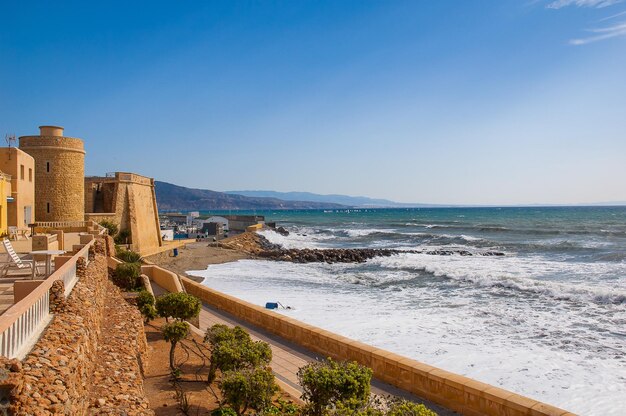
[0,247,152,415]
[182,277,574,416]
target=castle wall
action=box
[85,173,162,254]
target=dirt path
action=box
[143,318,220,415]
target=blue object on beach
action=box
[265,302,278,309]
[173,248,179,257]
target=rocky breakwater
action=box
[0,239,153,416]
[219,231,504,264]
[259,247,399,263]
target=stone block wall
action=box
[19,134,85,222]
[85,174,162,254]
[1,242,152,415]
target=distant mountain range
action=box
[155,181,626,211]
[154,181,347,210]
[226,190,438,208]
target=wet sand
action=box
[144,241,253,282]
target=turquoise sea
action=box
[193,207,626,415]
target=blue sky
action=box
[1,0,625,205]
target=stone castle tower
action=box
[19,126,85,222]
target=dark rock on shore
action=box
[258,247,399,264]
[275,226,290,236]
[257,232,505,264]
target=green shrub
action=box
[327,397,438,416]
[140,303,158,323]
[136,290,155,309]
[221,366,277,416]
[330,403,383,416]
[99,220,118,237]
[155,292,201,322]
[113,262,142,290]
[162,321,190,371]
[211,408,238,416]
[297,358,373,416]
[262,399,301,415]
[205,324,250,347]
[115,229,131,244]
[136,290,156,322]
[386,400,437,416]
[205,324,272,383]
[116,248,142,263]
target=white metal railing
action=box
[61,243,90,296]
[0,240,95,359]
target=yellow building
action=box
[0,147,36,230]
[0,171,12,236]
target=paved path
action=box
[151,283,455,415]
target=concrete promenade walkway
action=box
[151,283,455,415]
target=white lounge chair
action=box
[1,238,41,279]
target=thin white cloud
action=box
[597,9,626,20]
[570,20,626,43]
[547,0,623,8]
[545,0,626,43]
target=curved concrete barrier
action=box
[140,264,183,293]
[181,277,574,416]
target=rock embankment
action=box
[1,239,152,416]
[258,247,398,263]
[218,230,504,264]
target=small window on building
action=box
[46,162,50,173]
[29,168,32,182]
[20,165,24,180]
[47,202,50,214]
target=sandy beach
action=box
[145,240,253,282]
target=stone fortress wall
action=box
[19,126,85,222]
[85,172,162,254]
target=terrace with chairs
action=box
[0,221,106,315]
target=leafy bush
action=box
[162,321,190,371]
[386,400,437,416]
[136,290,155,309]
[155,292,201,322]
[297,358,373,416]
[99,220,118,237]
[330,403,383,416]
[115,229,131,244]
[113,262,142,290]
[205,324,272,383]
[262,399,301,415]
[324,394,438,416]
[221,366,277,416]
[211,408,238,416]
[140,303,158,323]
[205,324,250,347]
[136,290,156,322]
[116,248,142,263]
